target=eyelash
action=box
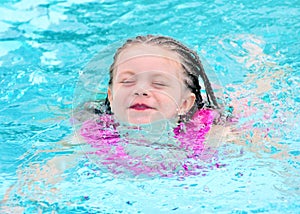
[119,80,168,87]
[119,78,135,83]
[153,82,167,87]
[120,80,134,83]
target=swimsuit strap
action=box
[174,109,214,156]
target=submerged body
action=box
[80,109,217,176]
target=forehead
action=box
[114,44,183,77]
[117,44,180,63]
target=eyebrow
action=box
[151,72,181,82]
[116,70,180,82]
[115,70,136,78]
[151,73,172,81]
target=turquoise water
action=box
[1,0,299,213]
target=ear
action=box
[179,92,196,115]
[107,87,113,105]
[107,87,114,112]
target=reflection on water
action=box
[1,0,299,213]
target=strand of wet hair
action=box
[191,48,219,108]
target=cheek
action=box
[112,85,128,98]
[111,87,133,108]
[156,91,181,108]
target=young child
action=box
[79,35,224,177]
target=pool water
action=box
[1,0,299,213]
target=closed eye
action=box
[153,82,167,87]
[119,76,136,85]
[121,80,134,83]
[120,80,135,85]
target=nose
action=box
[134,88,149,97]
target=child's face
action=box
[108,45,195,124]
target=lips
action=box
[129,103,154,111]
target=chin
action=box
[125,111,175,125]
[128,117,153,125]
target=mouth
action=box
[129,103,154,111]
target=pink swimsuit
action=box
[80,109,216,177]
